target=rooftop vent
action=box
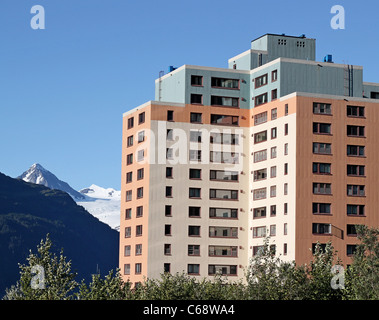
[323,55,333,63]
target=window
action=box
[210,132,239,145]
[188,245,200,256]
[190,112,202,123]
[271,147,277,159]
[255,74,268,88]
[125,227,131,238]
[126,171,132,183]
[165,205,172,217]
[254,130,267,144]
[188,226,200,236]
[126,190,132,202]
[210,170,238,181]
[284,203,288,215]
[347,224,357,236]
[284,123,288,135]
[347,145,365,157]
[165,224,172,236]
[211,77,239,89]
[270,166,277,178]
[347,165,365,176]
[313,203,331,214]
[312,223,331,234]
[127,117,134,129]
[126,153,133,165]
[189,150,201,161]
[313,143,332,154]
[137,187,143,199]
[347,204,365,216]
[254,111,268,125]
[255,93,268,106]
[125,208,131,219]
[164,263,171,273]
[138,130,145,143]
[253,246,264,256]
[253,207,266,219]
[271,108,277,120]
[347,245,357,256]
[283,244,288,255]
[272,70,278,82]
[313,102,332,115]
[135,244,142,255]
[189,207,201,217]
[270,205,276,216]
[253,188,266,200]
[166,129,174,141]
[253,168,267,181]
[210,189,238,200]
[313,122,331,134]
[189,168,201,179]
[271,127,277,139]
[135,263,142,274]
[284,163,288,175]
[210,151,239,164]
[167,110,174,121]
[209,208,238,219]
[270,225,276,236]
[254,149,267,163]
[270,185,277,197]
[284,223,288,235]
[166,167,173,178]
[124,245,131,257]
[285,104,288,116]
[347,185,365,197]
[271,89,277,100]
[165,186,173,197]
[124,264,130,275]
[210,114,239,126]
[166,147,173,160]
[136,225,142,236]
[209,246,237,257]
[132,206,141,219]
[188,264,200,275]
[137,149,144,162]
[208,265,237,276]
[313,162,331,174]
[211,96,239,107]
[347,125,365,137]
[284,183,288,195]
[189,187,201,198]
[190,94,203,105]
[209,226,238,238]
[313,183,332,195]
[138,112,145,124]
[191,75,203,86]
[347,105,365,117]
[190,130,202,142]
[127,135,133,147]
[284,143,288,155]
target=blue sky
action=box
[0,0,378,190]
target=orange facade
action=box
[120,95,379,284]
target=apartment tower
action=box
[120,34,379,286]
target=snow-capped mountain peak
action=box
[18,163,85,200]
[77,184,121,231]
[79,184,121,199]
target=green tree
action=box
[76,269,132,300]
[344,225,379,300]
[3,234,78,300]
[305,242,344,300]
[246,237,309,300]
